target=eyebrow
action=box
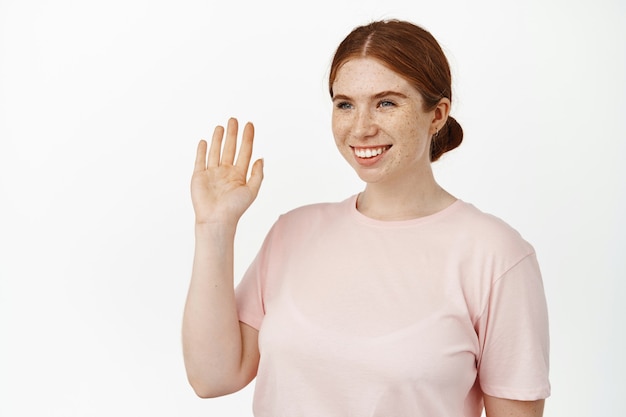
[332,90,409,102]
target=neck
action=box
[356,168,456,221]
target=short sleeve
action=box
[476,252,551,400]
[235,222,278,331]
[235,257,265,330]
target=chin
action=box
[354,170,385,185]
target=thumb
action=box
[247,158,264,197]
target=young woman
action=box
[183,19,550,417]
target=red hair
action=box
[329,20,463,161]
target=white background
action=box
[1,0,624,416]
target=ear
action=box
[430,98,451,136]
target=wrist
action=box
[194,220,238,239]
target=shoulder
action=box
[275,196,354,228]
[448,200,536,265]
[455,201,530,241]
[259,197,354,254]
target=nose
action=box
[352,109,378,139]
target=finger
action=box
[194,139,208,173]
[221,117,238,165]
[247,158,264,198]
[235,122,255,175]
[207,124,225,167]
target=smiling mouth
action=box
[352,145,391,159]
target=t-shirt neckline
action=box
[346,193,464,228]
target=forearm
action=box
[182,222,246,396]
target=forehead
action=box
[332,57,414,95]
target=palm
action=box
[191,118,263,225]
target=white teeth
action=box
[354,147,386,158]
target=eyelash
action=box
[335,100,396,110]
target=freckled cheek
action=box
[331,116,350,142]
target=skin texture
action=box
[331,57,455,220]
[332,58,434,185]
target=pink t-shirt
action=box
[236,195,550,417]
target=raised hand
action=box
[191,118,264,225]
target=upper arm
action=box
[484,394,545,417]
[238,321,260,385]
[477,254,551,400]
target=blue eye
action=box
[336,101,353,110]
[378,100,395,108]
